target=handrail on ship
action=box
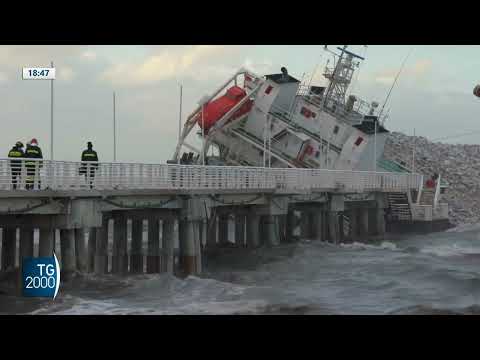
[0,158,423,193]
[173,68,263,161]
[295,84,388,125]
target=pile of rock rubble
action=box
[383,132,480,225]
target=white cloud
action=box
[411,59,432,75]
[100,45,245,86]
[0,72,8,83]
[82,50,97,61]
[373,59,433,85]
[59,67,76,81]
[0,45,84,69]
[242,58,273,75]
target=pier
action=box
[0,158,422,281]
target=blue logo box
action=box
[22,254,60,299]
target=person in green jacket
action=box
[24,138,43,190]
[8,141,25,189]
[80,141,99,189]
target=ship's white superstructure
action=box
[173,46,392,174]
[171,45,450,226]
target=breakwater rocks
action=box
[383,132,480,225]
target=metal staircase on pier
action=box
[419,188,435,206]
[387,192,412,221]
[341,212,351,240]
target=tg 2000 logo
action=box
[23,253,61,299]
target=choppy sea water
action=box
[2,224,480,315]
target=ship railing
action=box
[261,168,423,193]
[0,158,423,193]
[411,204,433,221]
[267,103,341,156]
[433,174,442,209]
[173,67,263,161]
[410,202,448,221]
[295,85,390,126]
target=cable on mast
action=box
[378,46,414,120]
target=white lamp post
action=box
[198,95,210,166]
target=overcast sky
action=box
[1,45,479,163]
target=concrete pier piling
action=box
[1,228,16,271]
[198,220,203,249]
[265,215,276,246]
[39,227,55,257]
[218,214,229,246]
[234,213,245,247]
[308,213,316,240]
[130,219,144,274]
[87,229,97,273]
[94,218,109,275]
[313,211,323,242]
[359,209,369,241]
[179,219,196,276]
[300,211,310,239]
[19,228,34,264]
[202,219,207,248]
[348,209,359,242]
[75,228,88,273]
[278,215,286,243]
[194,220,202,274]
[338,213,345,243]
[322,211,329,242]
[162,219,175,274]
[246,213,260,248]
[198,219,207,249]
[328,212,340,244]
[112,214,128,274]
[376,207,386,238]
[147,217,160,273]
[206,216,217,249]
[60,229,76,276]
[285,210,296,243]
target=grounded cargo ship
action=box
[171,46,451,233]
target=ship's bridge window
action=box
[333,125,339,134]
[354,137,364,146]
[300,107,313,118]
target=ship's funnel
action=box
[281,67,288,81]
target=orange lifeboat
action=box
[195,86,254,134]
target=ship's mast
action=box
[322,45,364,109]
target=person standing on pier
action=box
[80,141,99,189]
[25,138,43,190]
[8,141,25,190]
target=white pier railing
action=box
[0,158,423,193]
